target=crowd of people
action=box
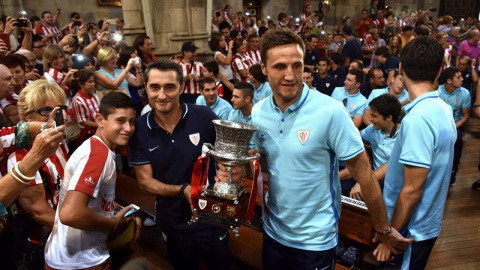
[0,1,478,270]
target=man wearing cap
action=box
[179,42,204,104]
[401,26,415,47]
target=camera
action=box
[133,57,141,66]
[73,20,82,26]
[14,19,28,28]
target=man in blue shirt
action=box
[312,57,337,96]
[438,67,471,185]
[227,82,254,125]
[331,68,367,128]
[196,77,233,120]
[304,34,320,71]
[363,71,410,125]
[302,67,315,90]
[129,60,230,270]
[220,28,412,270]
[248,64,272,103]
[375,37,457,269]
[348,94,402,200]
[360,67,386,98]
[375,46,400,86]
[341,25,362,69]
[329,52,347,87]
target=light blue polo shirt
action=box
[361,124,398,170]
[437,84,471,123]
[253,82,272,104]
[384,91,456,244]
[366,88,410,110]
[331,87,367,118]
[196,95,233,120]
[252,83,364,251]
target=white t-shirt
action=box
[44,136,117,269]
[214,51,234,80]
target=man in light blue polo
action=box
[331,68,367,128]
[227,82,254,125]
[244,28,412,270]
[374,37,457,269]
[438,67,471,186]
[196,77,232,120]
[248,64,272,103]
[363,71,410,125]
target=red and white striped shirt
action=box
[0,93,18,109]
[232,53,253,82]
[179,60,204,95]
[246,48,261,64]
[216,79,224,98]
[0,126,16,161]
[35,23,61,44]
[72,91,99,129]
[299,13,313,34]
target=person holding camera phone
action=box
[45,92,141,270]
[36,11,62,44]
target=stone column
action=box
[121,0,146,47]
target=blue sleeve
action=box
[331,87,343,101]
[461,89,471,109]
[327,105,365,161]
[128,122,150,166]
[356,102,366,116]
[361,124,375,144]
[366,92,375,110]
[398,114,434,169]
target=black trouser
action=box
[452,127,463,174]
[160,223,230,270]
[263,233,335,270]
[384,237,437,270]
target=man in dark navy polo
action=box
[304,34,320,71]
[128,60,230,270]
[313,57,337,96]
[375,46,400,86]
[329,52,347,87]
[341,24,362,69]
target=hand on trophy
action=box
[215,163,244,183]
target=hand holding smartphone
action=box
[124,204,140,217]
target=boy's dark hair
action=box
[401,36,443,83]
[303,67,314,75]
[369,94,402,123]
[219,21,230,31]
[203,61,219,76]
[277,12,287,22]
[317,57,330,66]
[440,67,461,83]
[0,54,26,71]
[307,34,318,42]
[99,92,136,118]
[32,34,43,44]
[342,24,353,36]
[70,12,80,19]
[374,46,391,58]
[260,28,305,66]
[368,67,382,80]
[348,68,365,84]
[415,25,430,37]
[249,64,267,83]
[234,82,254,100]
[351,59,364,69]
[145,60,183,85]
[199,77,216,90]
[330,52,343,65]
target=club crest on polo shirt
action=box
[189,133,200,146]
[326,83,330,88]
[350,103,357,110]
[297,129,310,145]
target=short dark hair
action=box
[440,67,461,83]
[342,24,353,36]
[307,34,318,42]
[303,67,314,75]
[32,34,43,44]
[317,57,329,66]
[99,92,136,119]
[368,67,382,79]
[199,77,216,90]
[144,60,183,85]
[0,54,26,71]
[351,59,364,69]
[219,21,230,31]
[70,12,80,19]
[348,68,365,84]
[374,46,391,58]
[415,25,430,36]
[277,12,287,22]
[249,64,267,83]
[330,52,343,65]
[260,29,305,66]
[247,33,259,41]
[41,11,51,18]
[234,82,254,100]
[203,61,219,76]
[401,37,443,83]
[369,94,402,123]
[258,27,269,37]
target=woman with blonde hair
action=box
[94,46,144,100]
[7,79,68,269]
[42,44,76,99]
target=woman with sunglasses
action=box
[6,79,68,269]
[42,44,77,102]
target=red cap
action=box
[304,2,311,9]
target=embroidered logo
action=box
[297,129,310,145]
[350,103,357,110]
[149,145,159,152]
[326,83,330,88]
[198,199,207,210]
[84,176,95,186]
[189,133,200,146]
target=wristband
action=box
[14,162,36,181]
[375,225,392,235]
[179,183,190,197]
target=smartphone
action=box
[106,19,117,33]
[72,35,79,45]
[54,109,64,127]
[15,19,28,27]
[124,204,140,217]
[73,20,82,26]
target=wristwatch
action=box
[179,183,190,197]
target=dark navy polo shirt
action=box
[342,38,362,63]
[329,66,347,87]
[312,74,337,96]
[304,48,321,67]
[129,102,218,227]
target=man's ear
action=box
[261,61,267,75]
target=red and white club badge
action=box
[297,129,310,145]
[189,133,200,146]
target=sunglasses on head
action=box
[34,105,68,116]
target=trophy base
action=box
[189,192,250,237]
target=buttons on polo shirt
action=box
[281,118,285,122]
[171,140,175,143]
[280,130,283,134]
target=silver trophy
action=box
[189,120,260,236]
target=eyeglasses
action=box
[34,105,68,116]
